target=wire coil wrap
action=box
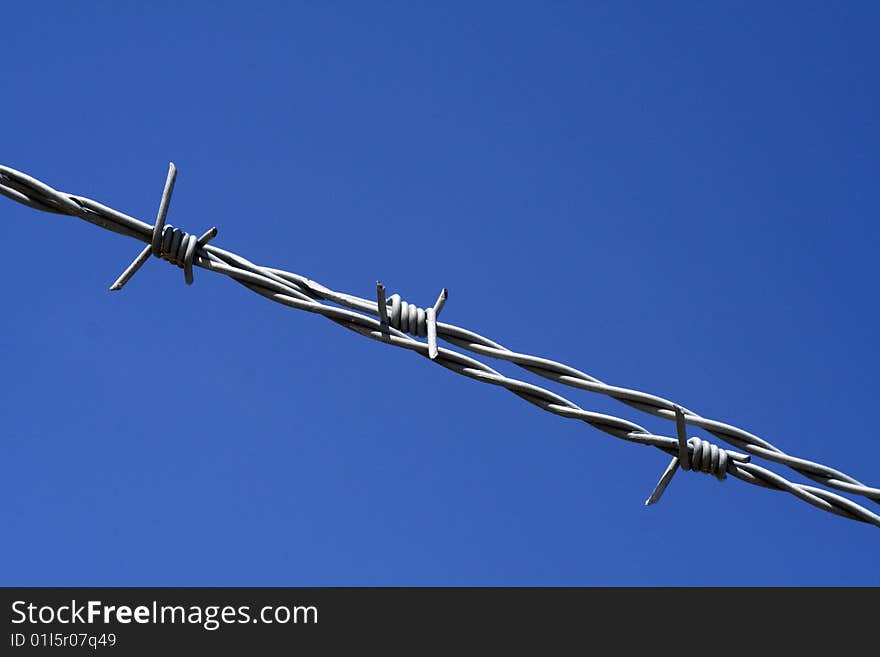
[157,225,200,277]
[105,163,218,290]
[683,437,729,480]
[644,406,743,506]
[375,283,447,359]
[387,294,429,338]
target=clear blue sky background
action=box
[1,2,877,585]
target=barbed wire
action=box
[2,161,878,529]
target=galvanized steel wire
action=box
[2,162,878,529]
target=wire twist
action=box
[683,437,729,478]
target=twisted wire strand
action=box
[268,275,880,505]
[2,163,878,529]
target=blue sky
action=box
[1,2,878,585]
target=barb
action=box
[2,162,878,529]
[376,282,448,359]
[109,163,218,290]
[645,405,743,506]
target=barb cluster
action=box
[110,163,217,290]
[2,162,878,528]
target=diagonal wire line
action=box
[271,267,880,505]
[1,162,878,528]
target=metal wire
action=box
[2,161,878,529]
